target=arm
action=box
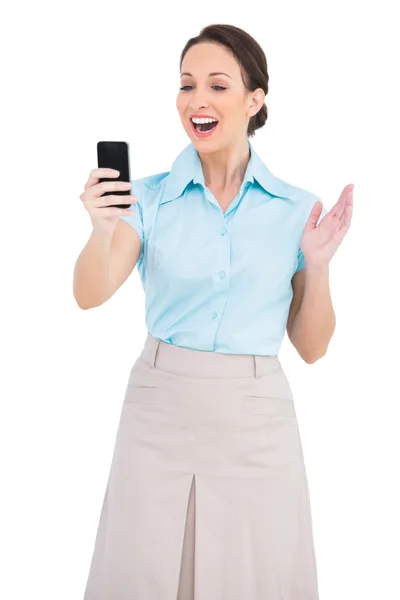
[73,221,141,310]
[287,266,336,363]
[287,183,354,361]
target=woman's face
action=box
[176,42,262,150]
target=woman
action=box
[75,24,353,600]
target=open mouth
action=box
[191,119,219,132]
[190,119,219,136]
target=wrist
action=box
[305,262,330,277]
[92,226,115,241]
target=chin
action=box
[192,141,222,156]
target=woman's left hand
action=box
[300,184,354,268]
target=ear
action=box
[247,88,265,117]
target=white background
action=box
[1,1,399,598]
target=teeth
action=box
[192,117,218,124]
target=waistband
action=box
[139,334,281,379]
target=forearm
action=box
[73,229,113,309]
[291,265,336,363]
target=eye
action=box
[179,86,227,92]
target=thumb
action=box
[304,201,323,232]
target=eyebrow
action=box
[180,72,232,79]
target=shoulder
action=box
[267,170,327,223]
[130,171,171,204]
[251,143,321,211]
[269,169,321,206]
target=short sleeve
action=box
[295,200,328,273]
[295,246,306,274]
[119,180,144,268]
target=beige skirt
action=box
[83,333,320,600]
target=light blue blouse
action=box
[120,141,327,355]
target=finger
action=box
[331,184,354,218]
[342,197,353,228]
[330,190,346,218]
[85,168,120,190]
[92,180,131,198]
[99,194,138,207]
[340,186,354,225]
[305,201,323,231]
[97,207,133,218]
[335,200,353,232]
[346,185,354,207]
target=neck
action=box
[197,138,251,191]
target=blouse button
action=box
[219,271,226,279]
[221,228,227,236]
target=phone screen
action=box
[97,141,131,208]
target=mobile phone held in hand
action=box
[97,141,131,209]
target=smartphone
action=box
[97,141,131,209]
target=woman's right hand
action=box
[80,168,138,235]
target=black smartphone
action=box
[97,141,131,209]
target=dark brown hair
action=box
[179,24,269,138]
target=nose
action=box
[189,90,209,112]
[191,103,209,115]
